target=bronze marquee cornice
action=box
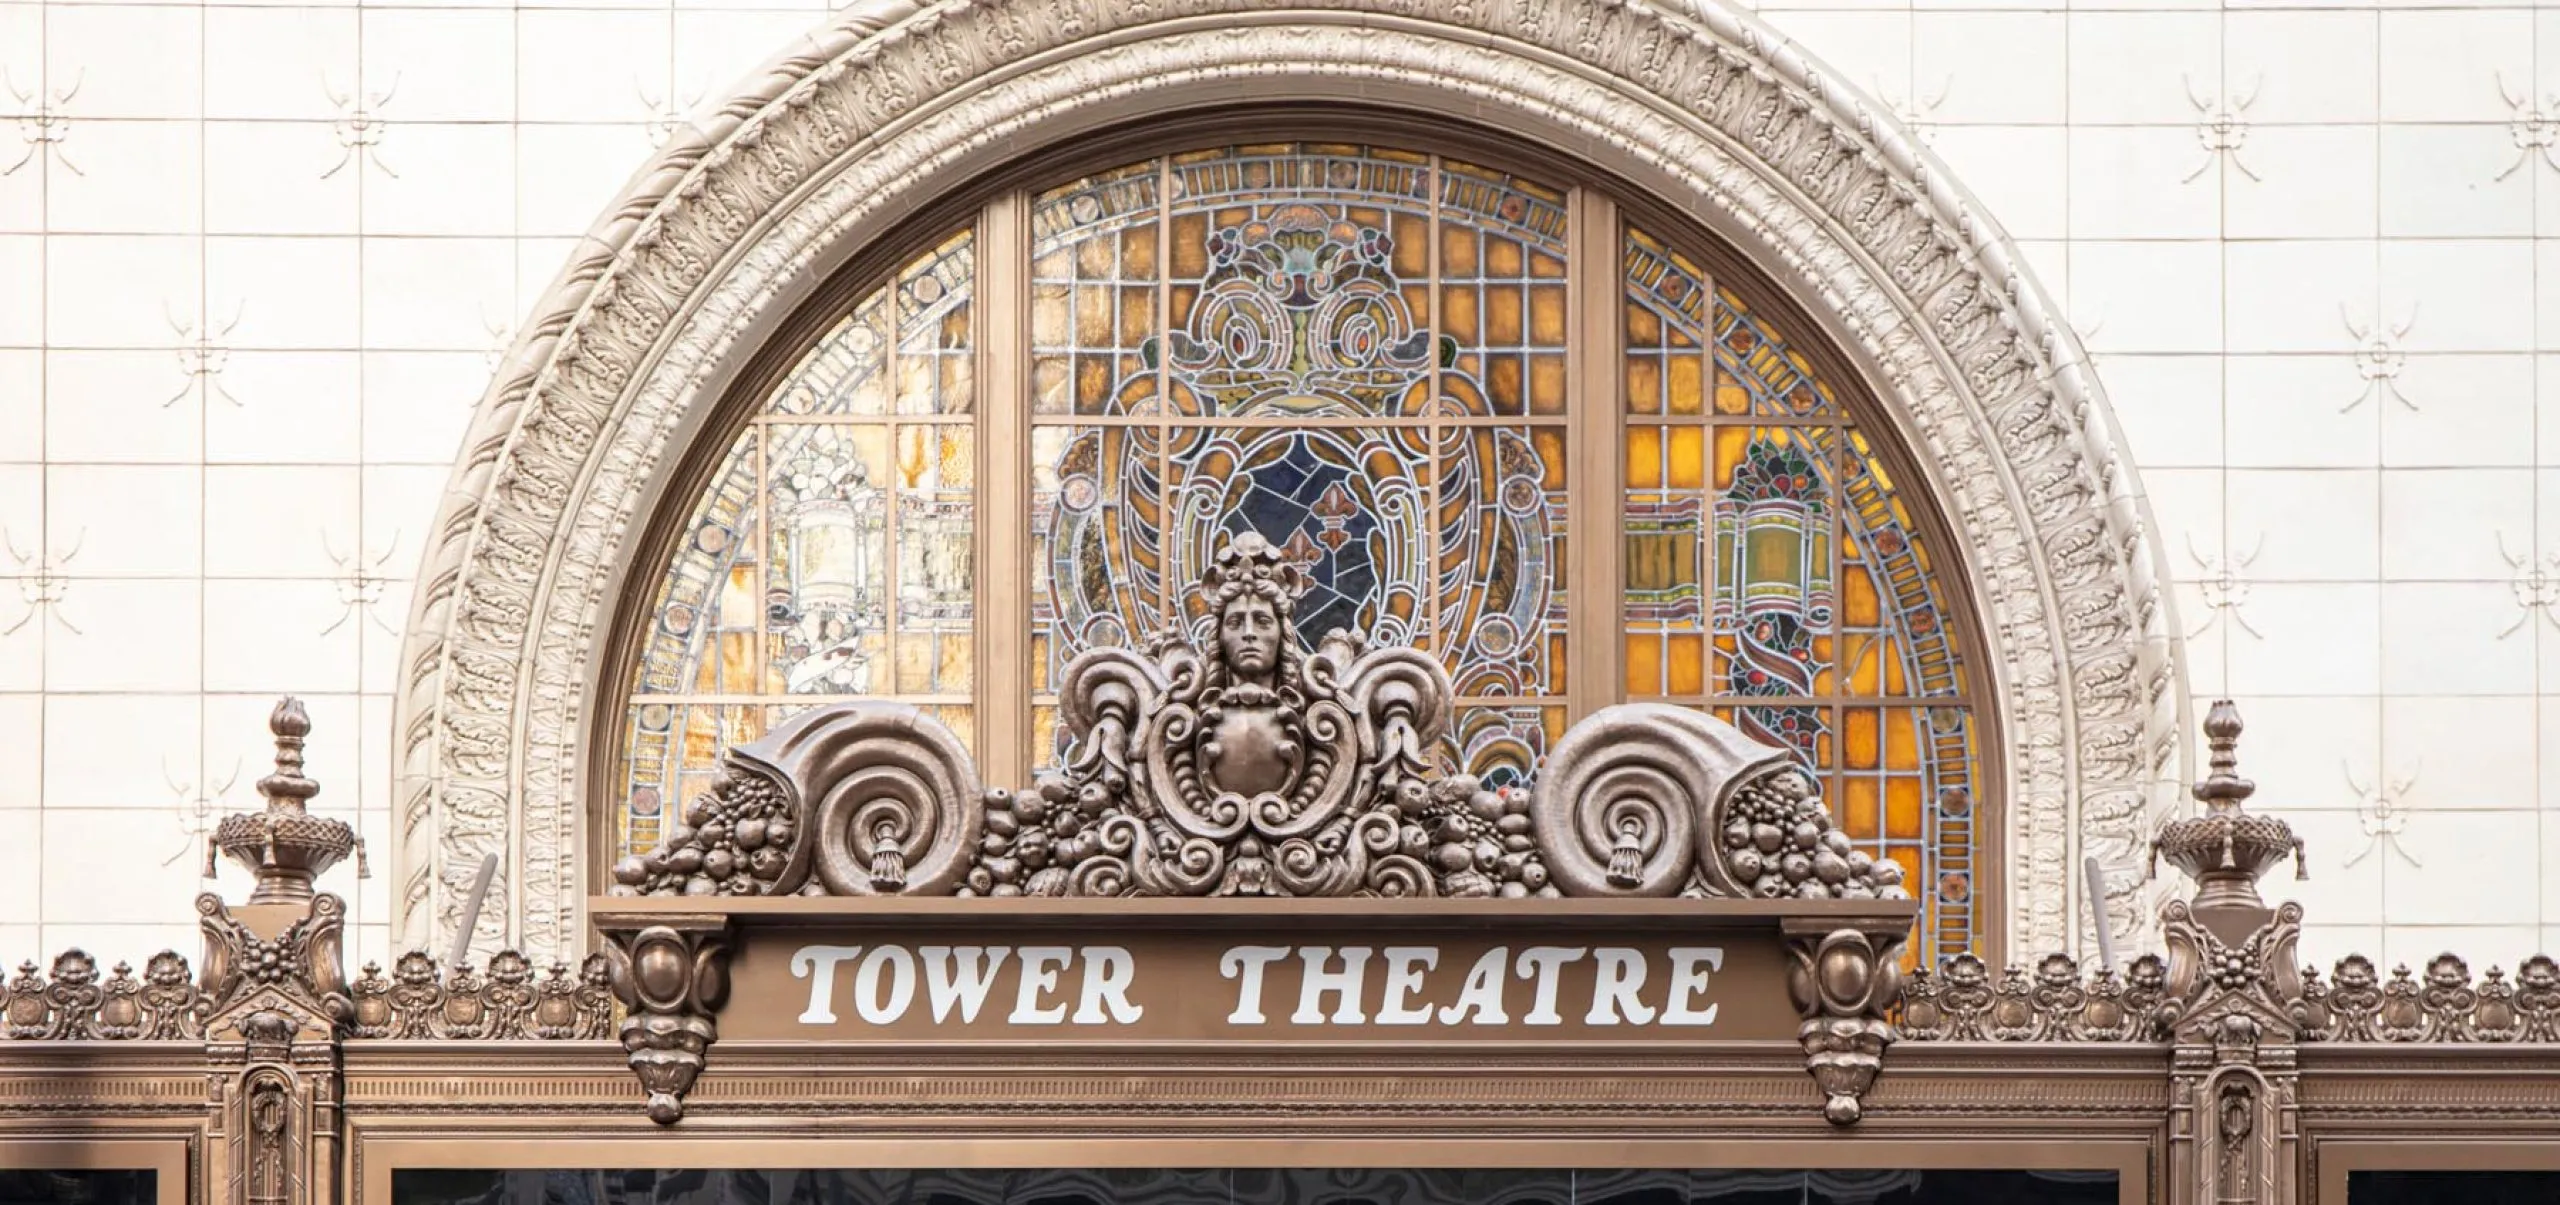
[7,698,2560,1205]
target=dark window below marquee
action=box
[393,1168,2117,1205]
[2350,1170,2560,1205]
[0,1170,156,1205]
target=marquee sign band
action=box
[597,898,1857,1045]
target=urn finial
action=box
[2149,700,2306,913]
[212,697,360,906]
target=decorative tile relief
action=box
[2184,76,2261,183]
[2343,307,2418,414]
[1,531,74,636]
[3,72,78,178]
[2500,538,2560,639]
[2503,76,2560,182]
[2186,536,2264,642]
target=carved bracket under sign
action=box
[589,895,1918,1126]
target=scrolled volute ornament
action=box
[612,702,982,899]
[1532,703,1908,901]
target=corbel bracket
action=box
[597,913,732,1124]
[1781,917,1909,1125]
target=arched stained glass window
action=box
[1621,225,1977,963]
[608,137,1984,958]
[617,231,978,855]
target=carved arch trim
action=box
[393,0,2187,964]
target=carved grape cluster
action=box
[966,780,1110,896]
[611,765,797,896]
[243,939,290,985]
[1718,770,1908,900]
[1416,777,1555,898]
[2207,947,2256,992]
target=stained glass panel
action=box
[618,155,1982,953]
[1032,146,1571,777]
[1624,223,1978,962]
[617,228,978,859]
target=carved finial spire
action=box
[2191,699,2254,814]
[213,696,359,906]
[258,696,319,815]
[2149,700,2306,913]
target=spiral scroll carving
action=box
[1532,704,1908,902]
[611,703,982,898]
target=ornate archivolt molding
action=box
[393,0,2184,964]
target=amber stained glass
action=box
[616,229,980,857]
[1623,224,1978,963]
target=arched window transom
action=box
[611,139,1987,962]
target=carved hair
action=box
[1200,531,1305,620]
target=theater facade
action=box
[9,1,2560,1203]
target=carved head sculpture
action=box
[1201,532,1303,688]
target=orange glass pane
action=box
[1440,225,1479,275]
[1665,633,1705,695]
[1487,285,1524,345]
[1626,356,1663,415]
[1666,427,1706,490]
[1626,299,1661,347]
[1625,633,1662,693]
[1885,778,1923,839]
[1844,708,1879,771]
[1533,428,1569,489]
[1529,284,1568,344]
[1843,560,1881,626]
[1626,426,1663,488]
[1441,286,1481,343]
[1711,425,1750,489]
[1885,708,1920,769]
[1842,634,1882,695]
[1530,354,1567,414]
[1841,777,1881,840]
[1714,378,1750,415]
[1667,354,1705,416]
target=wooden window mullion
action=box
[976,192,1033,790]
[1564,188,1623,724]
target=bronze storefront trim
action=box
[9,571,2560,1205]
[353,1139,2153,1205]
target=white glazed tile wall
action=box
[0,0,835,966]
[4,0,2559,974]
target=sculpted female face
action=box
[1219,593,1282,680]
